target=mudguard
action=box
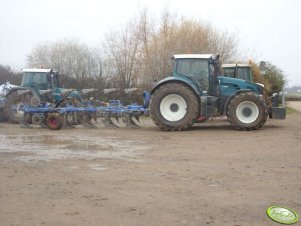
[150,76,202,97]
[5,87,32,97]
[222,89,253,115]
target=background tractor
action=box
[149,54,285,131]
[221,63,253,82]
[4,69,82,123]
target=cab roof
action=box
[22,69,55,73]
[173,54,214,59]
[222,63,251,68]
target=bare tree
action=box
[27,40,103,88]
[135,9,240,85]
[102,20,143,88]
[0,65,22,85]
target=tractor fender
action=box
[5,87,33,97]
[222,89,253,115]
[150,77,201,97]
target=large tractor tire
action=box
[150,83,199,131]
[4,90,32,123]
[46,113,64,130]
[227,92,268,131]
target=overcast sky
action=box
[0,0,300,86]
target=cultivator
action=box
[19,89,150,130]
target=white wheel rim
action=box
[160,94,187,121]
[236,101,259,124]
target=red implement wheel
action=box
[46,113,64,130]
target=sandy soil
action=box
[0,102,300,226]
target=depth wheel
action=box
[46,113,64,130]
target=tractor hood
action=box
[218,76,264,95]
[52,87,83,103]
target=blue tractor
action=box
[149,54,285,131]
[4,69,82,123]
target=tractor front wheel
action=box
[150,83,198,131]
[227,92,268,130]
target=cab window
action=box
[176,59,209,91]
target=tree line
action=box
[0,9,286,96]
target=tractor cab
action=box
[171,54,219,95]
[221,64,253,82]
[21,69,59,90]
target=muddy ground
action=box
[0,102,300,226]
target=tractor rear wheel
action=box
[227,92,268,130]
[150,83,199,131]
[5,90,32,123]
[46,113,64,130]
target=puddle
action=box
[0,134,148,163]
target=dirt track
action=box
[0,102,300,226]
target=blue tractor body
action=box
[149,54,285,131]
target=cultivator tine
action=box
[40,116,48,128]
[40,121,48,128]
[82,113,97,129]
[20,120,33,128]
[114,113,120,123]
[122,114,140,128]
[102,113,119,128]
[134,115,140,122]
[63,115,76,129]
[63,123,75,129]
[82,120,97,129]
[20,113,33,128]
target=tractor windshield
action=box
[237,67,252,81]
[175,59,210,91]
[21,72,59,89]
[223,67,236,78]
[222,67,253,82]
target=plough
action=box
[20,91,150,130]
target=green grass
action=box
[286,106,297,114]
